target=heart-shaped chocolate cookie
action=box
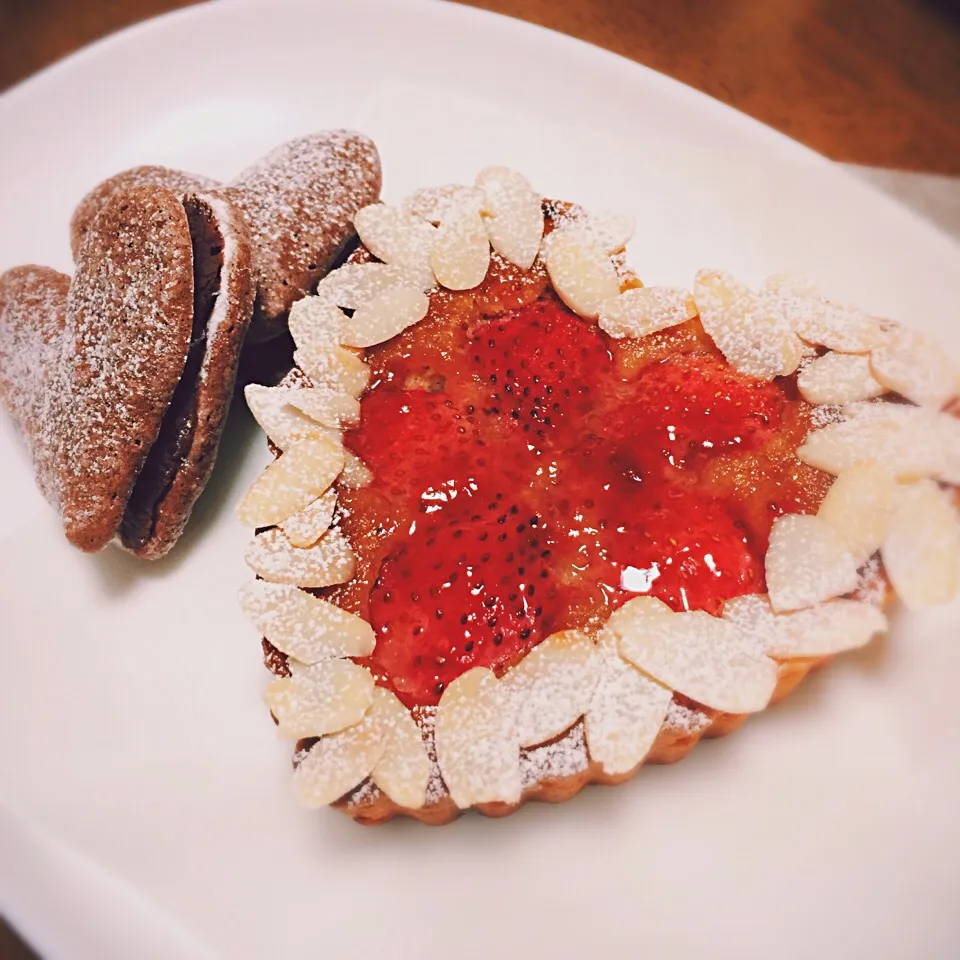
[0,265,72,507]
[71,131,382,340]
[70,165,219,260]
[1,185,256,556]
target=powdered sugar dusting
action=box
[414,706,448,805]
[521,722,589,789]
[280,487,338,547]
[268,659,373,737]
[60,186,196,548]
[292,711,384,809]
[693,269,801,380]
[0,267,71,507]
[616,608,778,714]
[245,526,356,587]
[854,555,888,607]
[238,579,374,661]
[584,635,674,775]
[219,130,381,324]
[810,404,844,429]
[599,285,695,339]
[663,700,713,735]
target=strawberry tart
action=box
[237,167,960,824]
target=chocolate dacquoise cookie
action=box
[0,185,255,556]
[70,131,383,341]
[212,131,382,339]
[70,165,220,259]
[2,129,383,557]
[114,191,256,558]
[235,167,960,825]
[0,266,72,507]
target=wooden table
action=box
[2,0,959,173]
[1,0,958,956]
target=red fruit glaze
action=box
[603,354,784,469]
[370,514,555,703]
[330,257,831,708]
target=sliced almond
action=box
[244,384,335,451]
[719,594,781,657]
[434,667,521,808]
[545,224,620,319]
[604,595,674,634]
[294,345,370,398]
[315,262,432,309]
[475,165,544,270]
[400,184,484,224]
[598,286,696,339]
[500,630,600,748]
[763,273,821,300]
[723,593,887,658]
[286,387,360,428]
[798,409,943,480]
[353,203,436,289]
[870,327,957,409]
[882,480,960,608]
[614,606,778,714]
[245,527,356,588]
[265,659,374,739]
[694,269,802,379]
[369,687,431,810]
[238,580,375,662]
[762,277,884,353]
[340,285,429,349]
[280,488,339,548]
[798,352,885,405]
[287,297,346,351]
[236,436,344,528]
[339,450,374,490]
[430,208,490,290]
[292,711,384,809]
[773,600,888,658]
[584,632,673,775]
[935,413,960,485]
[792,302,883,354]
[765,513,860,612]
[816,462,897,564]
[581,210,635,255]
[798,416,900,476]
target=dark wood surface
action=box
[2,0,959,171]
[1,0,958,957]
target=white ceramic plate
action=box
[2,2,959,957]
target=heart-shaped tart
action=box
[237,167,960,824]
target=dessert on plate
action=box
[0,130,381,557]
[237,166,960,824]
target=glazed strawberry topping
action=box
[337,275,827,708]
[370,514,554,703]
[468,301,613,438]
[603,354,784,469]
[347,389,480,506]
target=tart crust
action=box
[334,653,834,826]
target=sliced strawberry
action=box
[605,353,784,469]
[468,296,612,439]
[548,478,765,619]
[345,388,483,506]
[369,510,557,707]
